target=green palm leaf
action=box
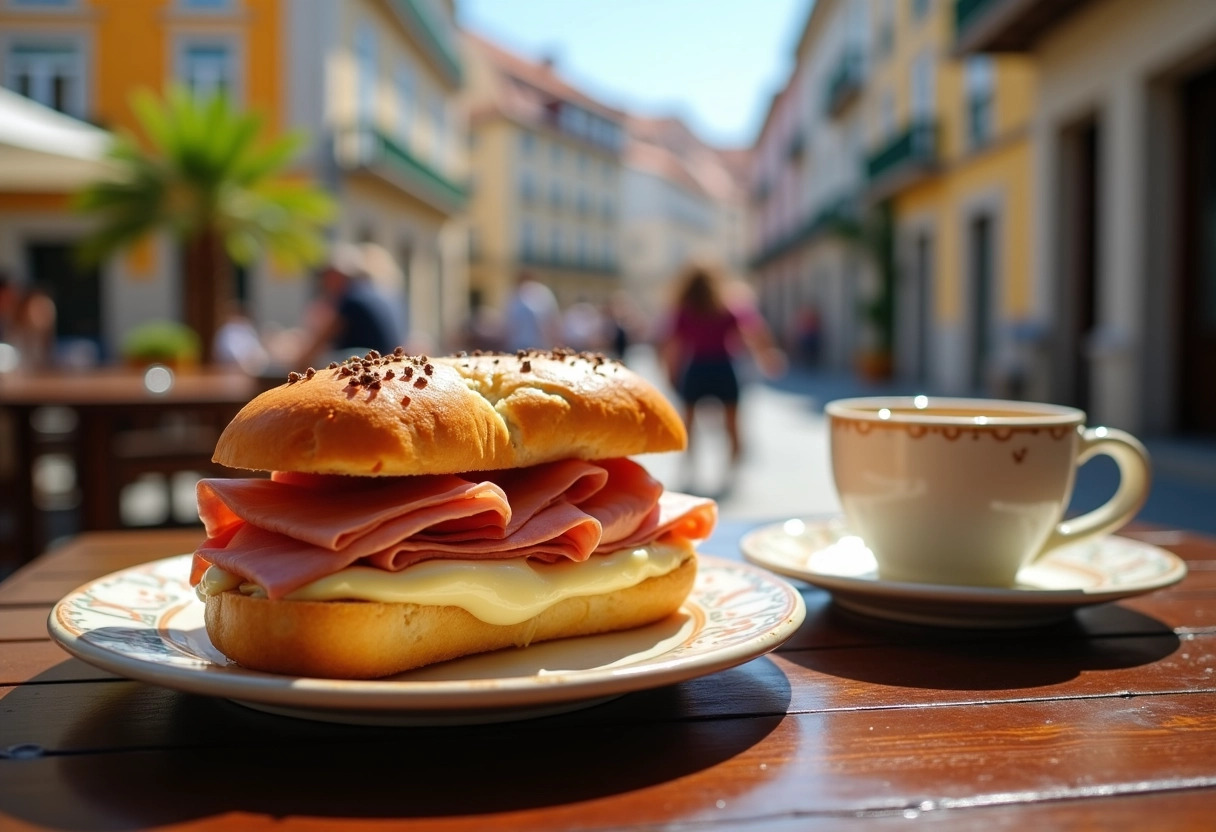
[75,86,334,362]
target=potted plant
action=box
[120,320,201,369]
[826,200,896,381]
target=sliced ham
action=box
[192,457,715,600]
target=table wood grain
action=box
[1,524,1214,830]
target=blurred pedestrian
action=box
[503,271,561,352]
[562,300,607,352]
[603,290,639,360]
[7,283,57,369]
[658,261,785,481]
[0,272,16,341]
[299,242,407,366]
[795,303,822,366]
[213,301,270,375]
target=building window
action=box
[912,0,931,22]
[394,61,415,146]
[178,40,236,100]
[430,93,446,169]
[519,131,536,156]
[549,181,563,210]
[550,227,563,262]
[355,22,376,123]
[910,49,935,122]
[179,0,233,8]
[8,0,76,7]
[875,0,895,59]
[518,171,537,203]
[877,88,896,141]
[5,40,85,117]
[520,219,536,259]
[965,57,995,148]
[577,230,589,266]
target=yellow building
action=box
[957,0,1216,437]
[862,0,1035,393]
[0,0,468,360]
[462,34,624,321]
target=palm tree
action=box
[76,87,334,364]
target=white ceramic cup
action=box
[825,396,1151,587]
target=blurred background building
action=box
[0,0,1212,437]
[746,0,1216,441]
[462,33,624,318]
[750,0,874,374]
[620,114,750,316]
[957,0,1216,437]
[0,0,468,358]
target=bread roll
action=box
[213,349,686,476]
[204,551,697,679]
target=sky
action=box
[456,0,811,149]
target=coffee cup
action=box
[825,396,1151,587]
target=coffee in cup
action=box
[825,396,1151,587]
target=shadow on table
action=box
[782,601,1181,692]
[0,657,792,829]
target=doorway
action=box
[1058,116,1100,413]
[1179,63,1216,434]
[25,241,101,356]
[913,231,933,386]
[967,214,994,393]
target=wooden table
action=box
[0,368,263,568]
[1,522,1215,829]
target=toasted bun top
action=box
[212,349,687,475]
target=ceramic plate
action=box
[48,554,805,725]
[741,517,1187,628]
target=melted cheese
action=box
[196,543,689,626]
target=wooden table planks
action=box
[1,525,1215,830]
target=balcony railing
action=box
[865,120,938,193]
[335,126,468,215]
[825,50,865,118]
[953,0,1098,55]
[389,0,463,85]
[750,195,859,269]
[955,0,994,34]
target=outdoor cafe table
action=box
[0,367,262,568]
[1,521,1215,829]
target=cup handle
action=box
[1036,427,1151,558]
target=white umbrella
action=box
[0,86,111,192]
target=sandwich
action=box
[190,348,716,679]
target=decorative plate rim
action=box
[48,553,806,714]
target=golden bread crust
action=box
[203,552,697,679]
[212,351,686,474]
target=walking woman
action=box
[658,261,785,483]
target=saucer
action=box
[740,517,1188,628]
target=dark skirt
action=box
[678,358,740,405]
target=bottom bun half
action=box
[204,552,697,679]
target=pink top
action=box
[668,303,759,362]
